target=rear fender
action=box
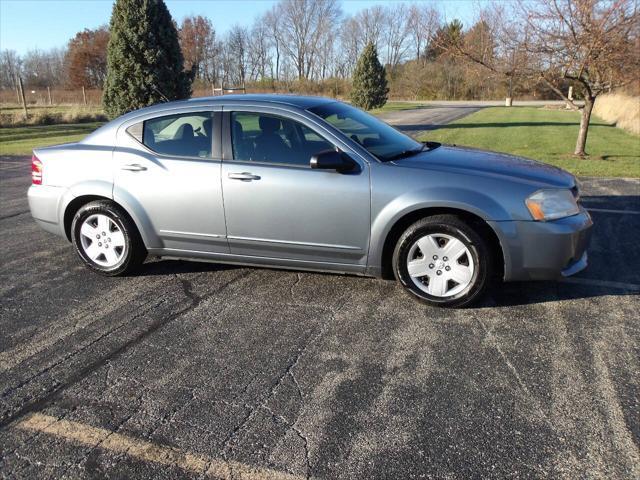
[60,181,159,248]
[112,185,162,248]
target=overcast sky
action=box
[0,0,482,55]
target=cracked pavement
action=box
[1,125,639,478]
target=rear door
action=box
[113,107,228,253]
[220,108,371,267]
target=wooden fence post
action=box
[18,76,28,119]
[82,86,87,105]
[47,86,53,105]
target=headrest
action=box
[258,116,281,134]
[176,123,194,139]
[203,118,212,135]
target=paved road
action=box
[378,105,483,136]
[1,144,639,478]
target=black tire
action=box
[392,215,492,308]
[71,200,146,276]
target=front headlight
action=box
[525,189,580,221]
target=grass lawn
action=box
[420,107,640,178]
[0,122,105,156]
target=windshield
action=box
[308,102,423,161]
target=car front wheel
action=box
[71,200,146,276]
[392,215,492,308]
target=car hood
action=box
[393,144,575,188]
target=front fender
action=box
[368,186,510,275]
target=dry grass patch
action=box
[0,105,106,127]
[593,93,640,135]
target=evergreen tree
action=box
[103,0,192,118]
[426,20,464,60]
[350,42,389,110]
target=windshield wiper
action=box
[384,145,426,162]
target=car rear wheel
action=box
[71,200,146,276]
[392,215,492,308]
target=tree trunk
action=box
[574,96,594,157]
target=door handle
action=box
[228,172,261,181]
[121,163,147,172]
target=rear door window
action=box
[142,112,214,158]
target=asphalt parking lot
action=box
[1,140,639,477]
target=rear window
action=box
[141,112,214,158]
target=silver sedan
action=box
[27,95,592,307]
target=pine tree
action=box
[350,43,389,110]
[103,0,192,118]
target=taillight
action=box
[31,155,43,185]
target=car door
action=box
[220,108,371,267]
[113,107,228,253]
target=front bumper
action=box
[27,184,67,237]
[490,209,593,281]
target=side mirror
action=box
[310,150,356,173]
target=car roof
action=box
[81,94,339,145]
[110,94,336,124]
[186,94,335,109]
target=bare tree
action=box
[452,1,639,156]
[248,20,270,81]
[354,5,386,50]
[276,0,341,80]
[338,17,362,77]
[383,3,411,71]
[407,4,440,63]
[522,0,639,156]
[226,25,249,86]
[0,50,22,90]
[21,48,66,87]
[263,6,283,81]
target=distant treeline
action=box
[0,0,577,101]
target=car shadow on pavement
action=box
[481,280,638,308]
[485,199,639,307]
[580,195,640,211]
[132,197,638,308]
[133,258,238,276]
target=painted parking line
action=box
[586,208,640,215]
[560,277,640,292]
[16,413,303,480]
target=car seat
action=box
[254,116,290,162]
[232,120,255,160]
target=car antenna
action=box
[151,85,170,103]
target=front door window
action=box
[231,112,334,166]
